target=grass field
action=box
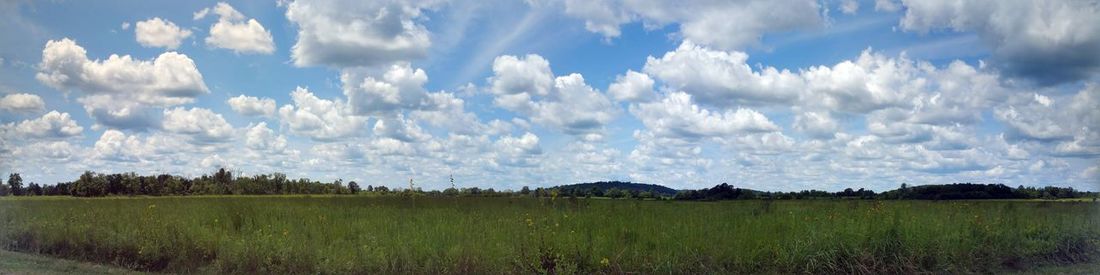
[0,196,1097,274]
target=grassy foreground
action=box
[0,196,1097,273]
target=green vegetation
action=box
[1,196,1097,274]
[672,183,1097,201]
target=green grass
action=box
[1,196,1097,273]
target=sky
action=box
[0,0,1098,192]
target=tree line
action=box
[0,170,1096,201]
[671,182,1097,201]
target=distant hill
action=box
[552,181,678,196]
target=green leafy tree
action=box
[348,181,360,194]
[27,183,43,196]
[0,178,7,196]
[8,173,23,196]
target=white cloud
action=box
[93,130,149,162]
[193,7,210,20]
[36,38,208,129]
[76,96,159,130]
[494,132,543,166]
[728,132,797,154]
[37,38,208,102]
[411,92,487,136]
[489,54,617,136]
[203,2,275,54]
[993,89,1086,142]
[285,0,441,67]
[643,41,803,107]
[0,93,44,113]
[630,92,779,141]
[372,115,431,142]
[556,0,823,50]
[793,111,838,139]
[12,141,82,161]
[897,0,1100,84]
[245,122,287,153]
[342,63,432,115]
[162,107,235,143]
[800,49,924,113]
[134,17,192,49]
[120,22,131,30]
[489,54,553,106]
[1,111,83,139]
[608,70,655,102]
[227,95,276,117]
[643,43,1005,121]
[278,86,366,141]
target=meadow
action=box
[0,196,1097,274]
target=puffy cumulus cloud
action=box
[285,0,442,67]
[644,43,1007,119]
[607,70,655,102]
[92,130,151,162]
[410,92,487,136]
[89,129,231,170]
[1,111,83,139]
[630,92,779,141]
[134,17,192,49]
[0,93,44,113]
[556,0,823,49]
[897,0,1100,84]
[496,132,541,155]
[227,95,276,117]
[342,63,432,115]
[245,122,288,153]
[793,111,838,139]
[488,54,617,136]
[201,2,275,54]
[372,115,431,142]
[835,133,995,174]
[278,86,367,141]
[36,39,208,103]
[36,38,208,129]
[907,147,994,174]
[722,132,798,156]
[903,60,1005,125]
[533,74,618,136]
[493,132,543,167]
[643,41,803,107]
[75,96,159,130]
[12,141,82,161]
[489,54,554,107]
[162,107,235,143]
[627,130,712,173]
[994,91,1084,142]
[1029,86,1100,158]
[800,50,927,113]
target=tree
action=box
[72,171,108,197]
[27,183,43,196]
[0,178,7,196]
[348,181,360,194]
[8,173,23,196]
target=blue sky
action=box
[0,0,1097,192]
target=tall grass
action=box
[0,196,1097,273]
